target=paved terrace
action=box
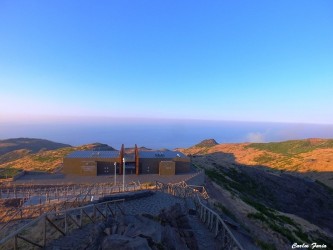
[13,170,201,186]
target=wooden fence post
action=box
[65,211,68,234]
[215,219,219,236]
[14,235,18,250]
[43,215,47,247]
[80,208,83,228]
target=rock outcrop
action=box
[194,139,218,148]
[89,203,198,250]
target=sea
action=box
[1,119,333,150]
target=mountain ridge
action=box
[0,138,118,177]
[0,138,72,156]
[179,138,333,188]
[193,139,219,148]
[185,138,333,247]
[1,137,333,247]
[2,137,333,186]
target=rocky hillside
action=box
[0,138,71,164]
[193,138,218,148]
[181,138,333,249]
[180,138,333,188]
[0,138,71,154]
[0,139,117,178]
[48,202,198,250]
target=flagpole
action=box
[114,162,117,186]
[123,158,126,192]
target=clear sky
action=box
[1,1,333,124]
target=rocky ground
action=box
[45,192,221,250]
[197,156,333,249]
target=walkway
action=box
[13,171,201,186]
[45,191,221,250]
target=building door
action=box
[97,161,112,175]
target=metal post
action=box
[65,211,68,234]
[114,162,117,186]
[43,215,47,246]
[123,158,126,192]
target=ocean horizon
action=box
[1,119,333,150]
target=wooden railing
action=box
[155,180,244,250]
[155,180,209,200]
[0,199,125,250]
[1,175,243,249]
[0,184,90,200]
[0,182,149,224]
[194,195,244,250]
[1,190,92,223]
[0,182,154,241]
[0,188,94,240]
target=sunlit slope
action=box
[179,138,333,187]
[0,141,116,177]
[0,138,71,157]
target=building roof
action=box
[65,150,187,159]
[139,150,187,159]
[66,150,120,159]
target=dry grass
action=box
[180,140,333,187]
[0,143,105,175]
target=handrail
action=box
[0,183,155,247]
[0,198,125,249]
[155,180,209,200]
[1,174,242,249]
[0,187,92,236]
[0,182,149,227]
[155,180,243,250]
[194,194,244,250]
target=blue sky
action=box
[1,1,333,124]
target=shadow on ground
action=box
[192,152,333,236]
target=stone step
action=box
[187,214,221,250]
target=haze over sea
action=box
[1,118,333,149]
[1,2,333,145]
